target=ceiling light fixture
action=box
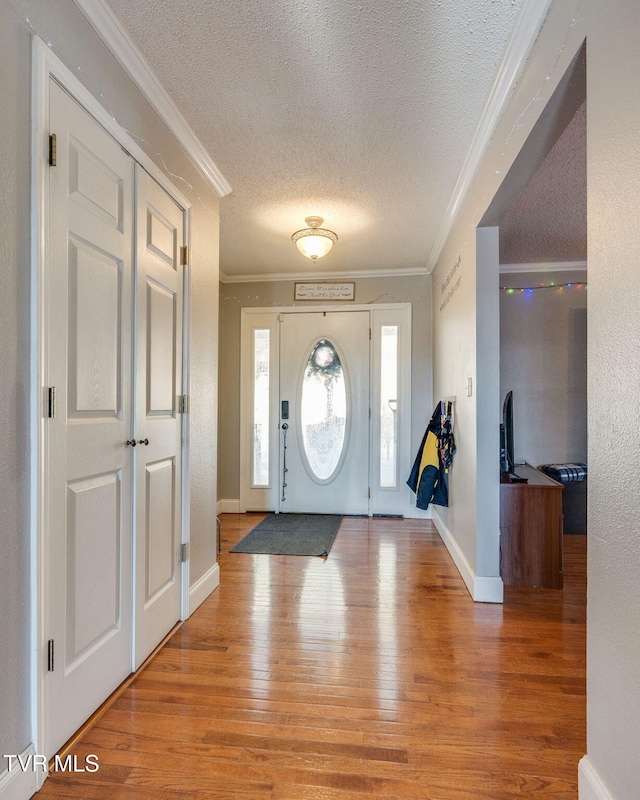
[291,216,338,261]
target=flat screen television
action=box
[500,390,515,474]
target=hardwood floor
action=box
[38,515,586,800]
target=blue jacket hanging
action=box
[407,402,455,510]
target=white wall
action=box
[0,0,220,780]
[500,269,588,467]
[0,4,32,776]
[583,0,640,796]
[218,275,432,504]
[432,0,640,796]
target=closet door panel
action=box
[145,458,177,601]
[68,238,123,418]
[45,80,134,757]
[134,165,184,667]
[146,280,177,416]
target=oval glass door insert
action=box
[300,339,348,481]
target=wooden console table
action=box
[500,464,564,589]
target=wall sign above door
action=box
[294,282,355,301]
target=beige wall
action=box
[500,269,587,467]
[432,0,640,796]
[218,275,432,503]
[584,0,640,795]
[1,0,220,772]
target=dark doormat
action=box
[230,513,343,556]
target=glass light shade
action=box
[295,234,334,260]
[291,217,338,261]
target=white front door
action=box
[134,166,184,668]
[45,81,134,755]
[279,312,370,514]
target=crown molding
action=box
[426,0,553,273]
[500,260,587,273]
[72,0,231,198]
[219,266,430,284]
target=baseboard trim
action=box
[0,744,38,800]
[189,563,220,614]
[431,508,503,603]
[472,575,504,603]
[405,506,432,520]
[217,499,240,515]
[579,756,615,800]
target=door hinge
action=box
[47,639,55,672]
[180,245,189,266]
[368,488,371,499]
[368,407,371,420]
[369,328,372,340]
[180,543,189,563]
[49,134,57,166]
[178,394,189,414]
[47,387,56,418]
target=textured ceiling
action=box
[500,101,587,265]
[106,0,524,278]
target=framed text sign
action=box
[294,282,355,301]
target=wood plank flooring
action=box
[38,515,586,800]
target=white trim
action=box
[32,37,194,763]
[431,508,504,603]
[217,499,241,514]
[239,304,413,516]
[189,563,220,615]
[426,0,553,273]
[0,745,39,800]
[239,313,281,513]
[473,575,504,604]
[220,267,429,284]
[32,36,191,211]
[30,34,49,788]
[217,501,433,521]
[180,205,192,622]
[500,260,588,273]
[405,506,432,520]
[369,307,413,517]
[72,0,231,198]
[579,757,616,800]
[431,507,475,597]
[33,38,192,214]
[242,302,410,315]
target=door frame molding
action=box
[31,36,192,769]
[239,303,412,516]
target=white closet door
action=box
[134,166,184,667]
[45,80,134,756]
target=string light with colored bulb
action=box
[501,280,587,294]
